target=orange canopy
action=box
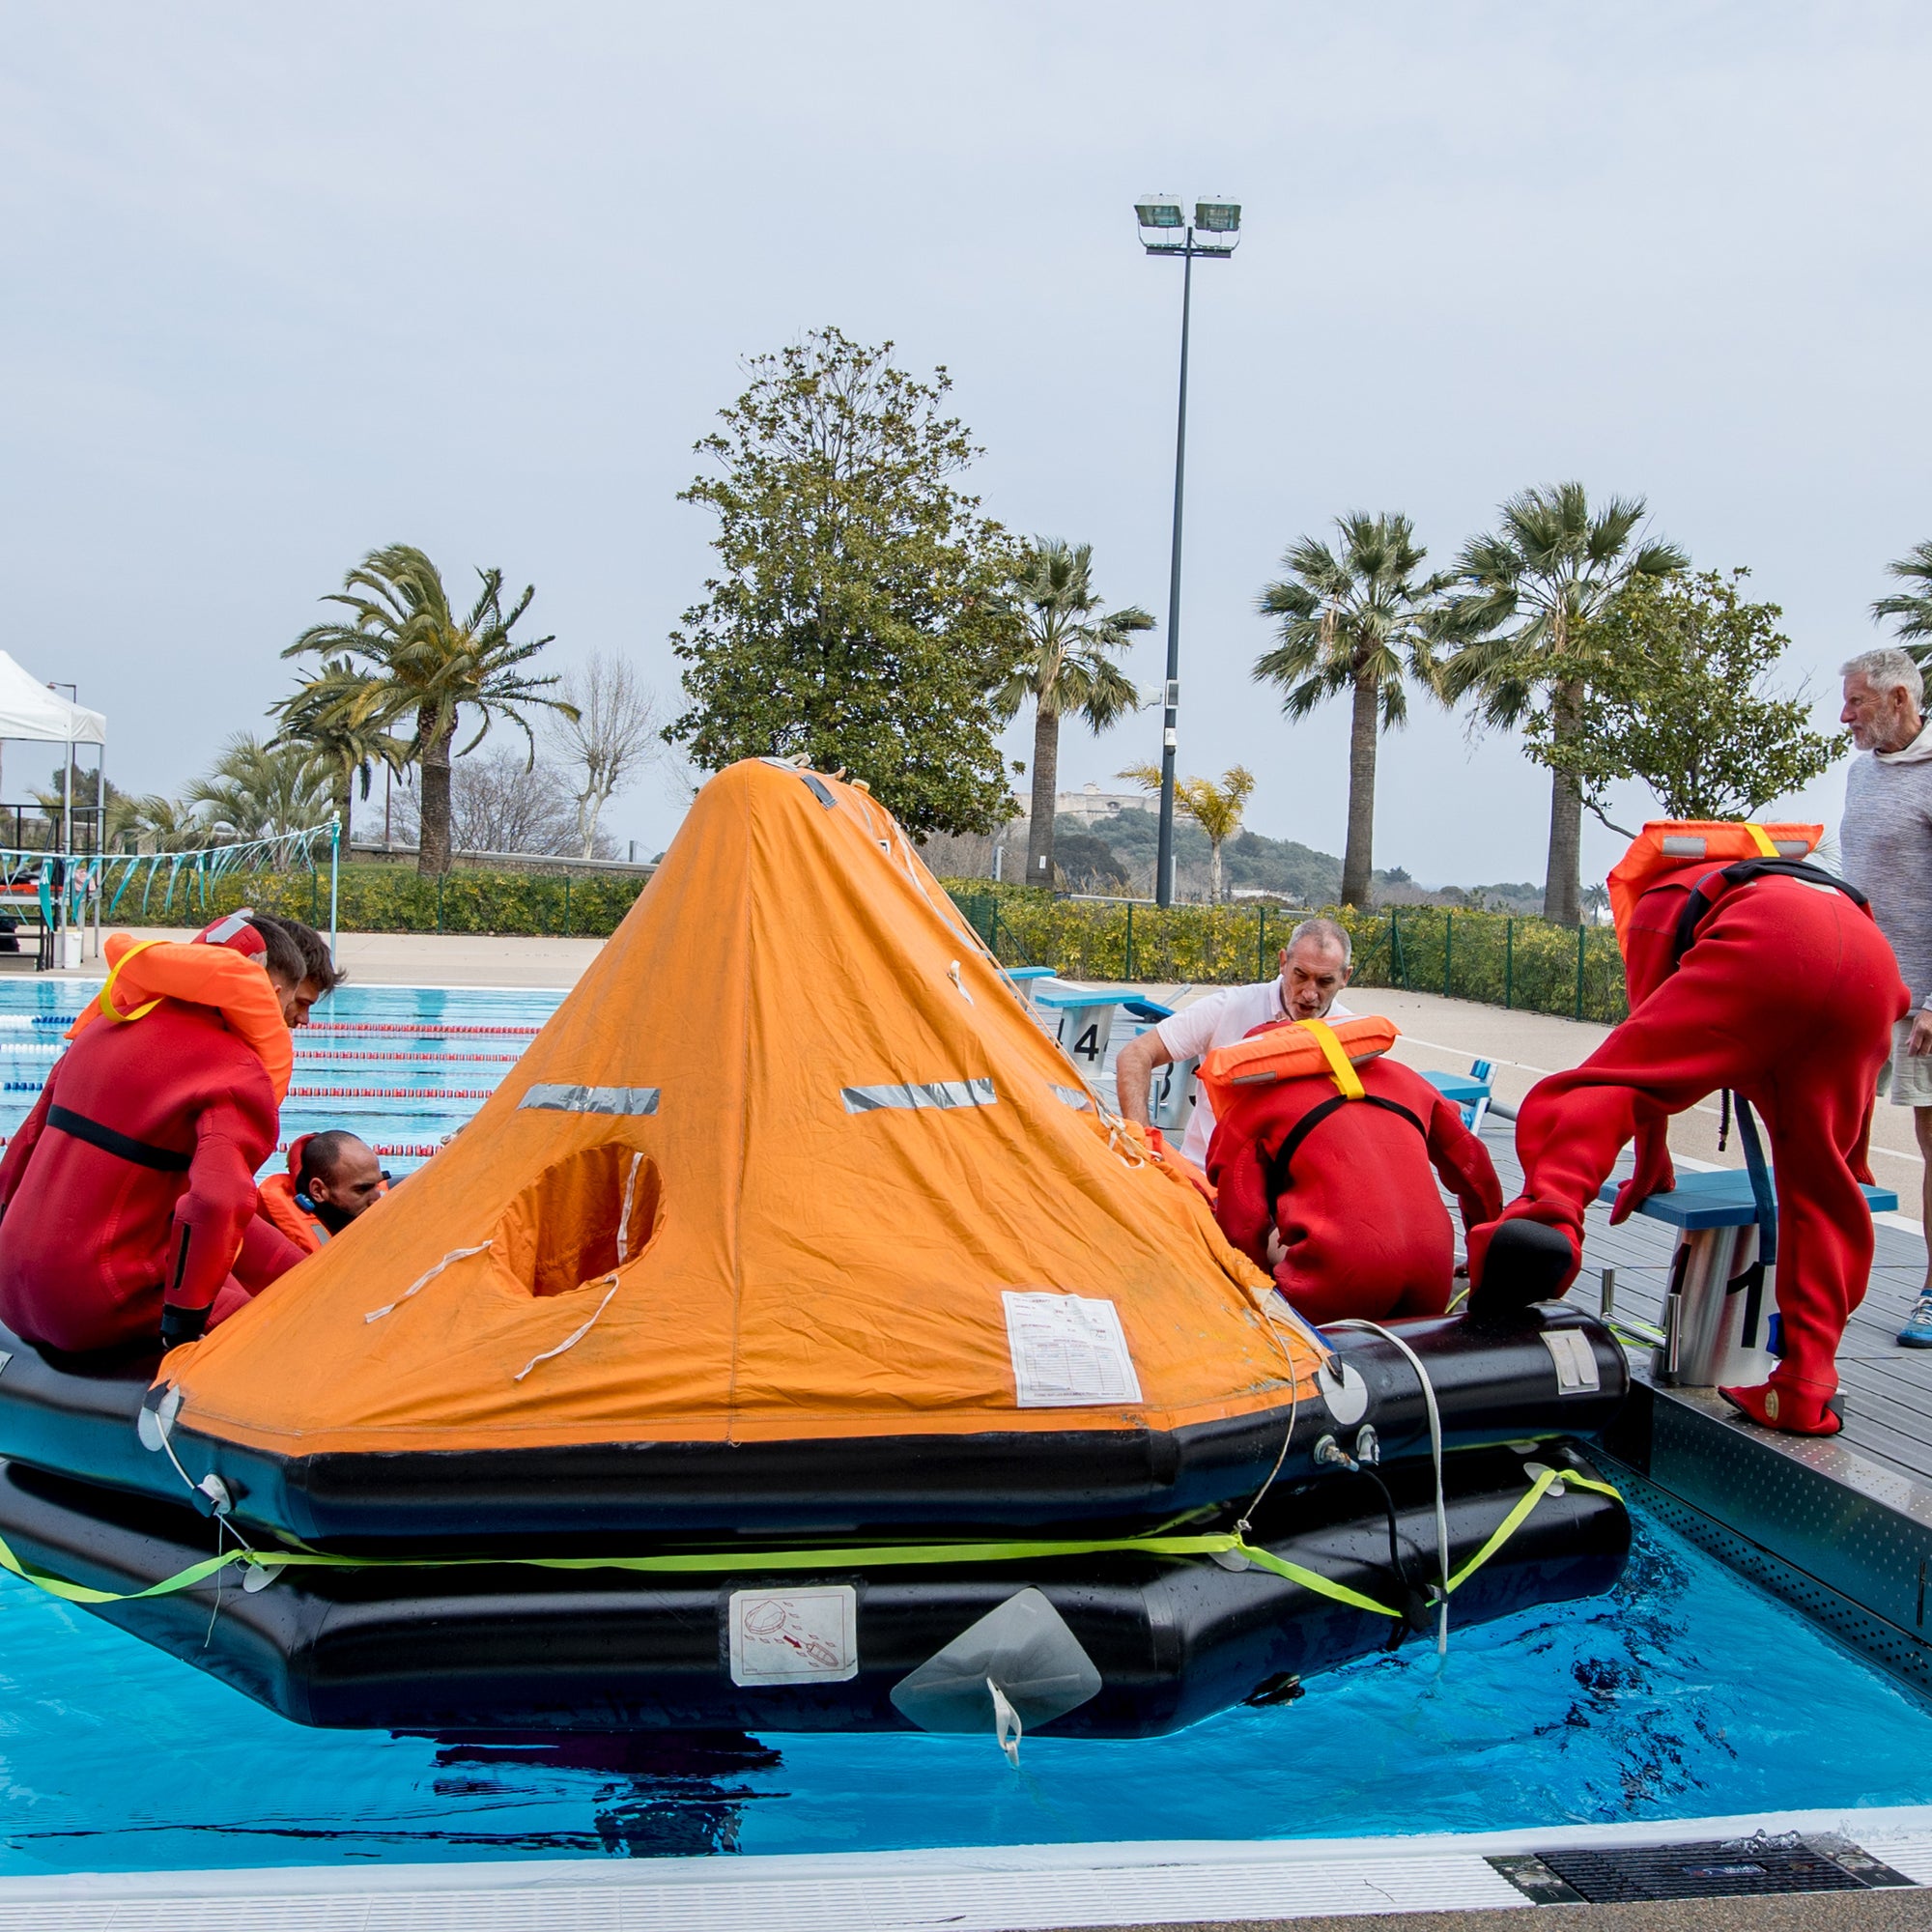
[164,759,1314,1457]
[1605,820,1822,950]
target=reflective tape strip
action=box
[519,1084,660,1116]
[1050,1085,1092,1111]
[841,1078,997,1115]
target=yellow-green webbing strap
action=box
[1300,1016,1367,1100]
[0,1535,241,1605]
[0,1472,1623,1620]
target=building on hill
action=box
[1054,782,1146,826]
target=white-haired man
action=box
[1116,916,1354,1170]
[1840,645,1932,1346]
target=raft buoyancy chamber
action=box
[0,1441,1629,1737]
[0,1300,1627,1544]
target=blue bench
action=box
[1596,1166,1898,1388]
[1424,1058,1492,1130]
[1595,1168,1898,1226]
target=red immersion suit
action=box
[1207,1024,1504,1325]
[1470,834,1908,1425]
[0,947,302,1354]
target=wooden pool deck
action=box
[1477,1115,1932,1695]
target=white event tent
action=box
[0,650,106,856]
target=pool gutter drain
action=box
[1491,1832,1914,1903]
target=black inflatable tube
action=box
[0,1444,1630,1737]
[0,1304,1626,1544]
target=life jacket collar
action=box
[1199,1013,1401,1110]
[1606,820,1822,952]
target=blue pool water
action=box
[2,980,1931,1873]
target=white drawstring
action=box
[365,1241,492,1323]
[513,1274,620,1381]
[615,1152,644,1263]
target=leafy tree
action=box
[285,545,573,875]
[1121,762,1256,903]
[1524,569,1839,829]
[1438,482,1688,924]
[270,657,409,843]
[668,327,1026,837]
[1255,511,1449,907]
[1872,539,1932,664]
[1052,830,1131,893]
[185,734,333,840]
[994,539,1150,887]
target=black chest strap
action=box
[47,1104,192,1172]
[1671,858,1868,966]
[1265,1092,1426,1200]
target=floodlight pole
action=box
[1153,238,1196,910]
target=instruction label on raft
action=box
[728,1585,858,1686]
[1003,1292,1143,1407]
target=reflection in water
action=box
[416,1732,786,1856]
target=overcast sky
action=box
[2,3,1926,885]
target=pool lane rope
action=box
[0,1466,1622,1620]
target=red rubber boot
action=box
[1718,1377,1844,1437]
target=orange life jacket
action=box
[69,931,293,1101]
[1198,1013,1401,1112]
[1605,821,1822,953]
[259,1170,328,1254]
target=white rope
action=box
[364,1241,492,1323]
[513,1274,620,1382]
[1327,1317,1452,1655]
[615,1152,644,1263]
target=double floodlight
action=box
[1135,194,1241,255]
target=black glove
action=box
[159,1302,210,1351]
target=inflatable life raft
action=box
[0,759,1633,1738]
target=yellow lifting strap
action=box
[98,937,165,1025]
[0,1470,1623,1624]
[1299,1016,1366,1100]
[1743,822,1779,858]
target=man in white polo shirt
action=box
[1116,917,1355,1168]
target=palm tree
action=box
[1437,483,1687,925]
[1872,540,1932,662]
[185,735,334,840]
[1255,512,1449,907]
[285,545,574,875]
[270,658,409,844]
[1122,762,1256,903]
[994,540,1151,887]
[115,794,210,853]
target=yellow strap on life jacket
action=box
[1300,1016,1366,1100]
[99,938,165,1025]
[1743,821,1778,858]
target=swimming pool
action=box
[0,980,567,1180]
[1,980,1930,1875]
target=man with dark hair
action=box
[245,913,344,1025]
[259,1131,386,1254]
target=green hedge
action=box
[99,862,1628,1024]
[105,863,649,939]
[941,886,1630,1026]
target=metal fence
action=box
[946,889,1630,1027]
